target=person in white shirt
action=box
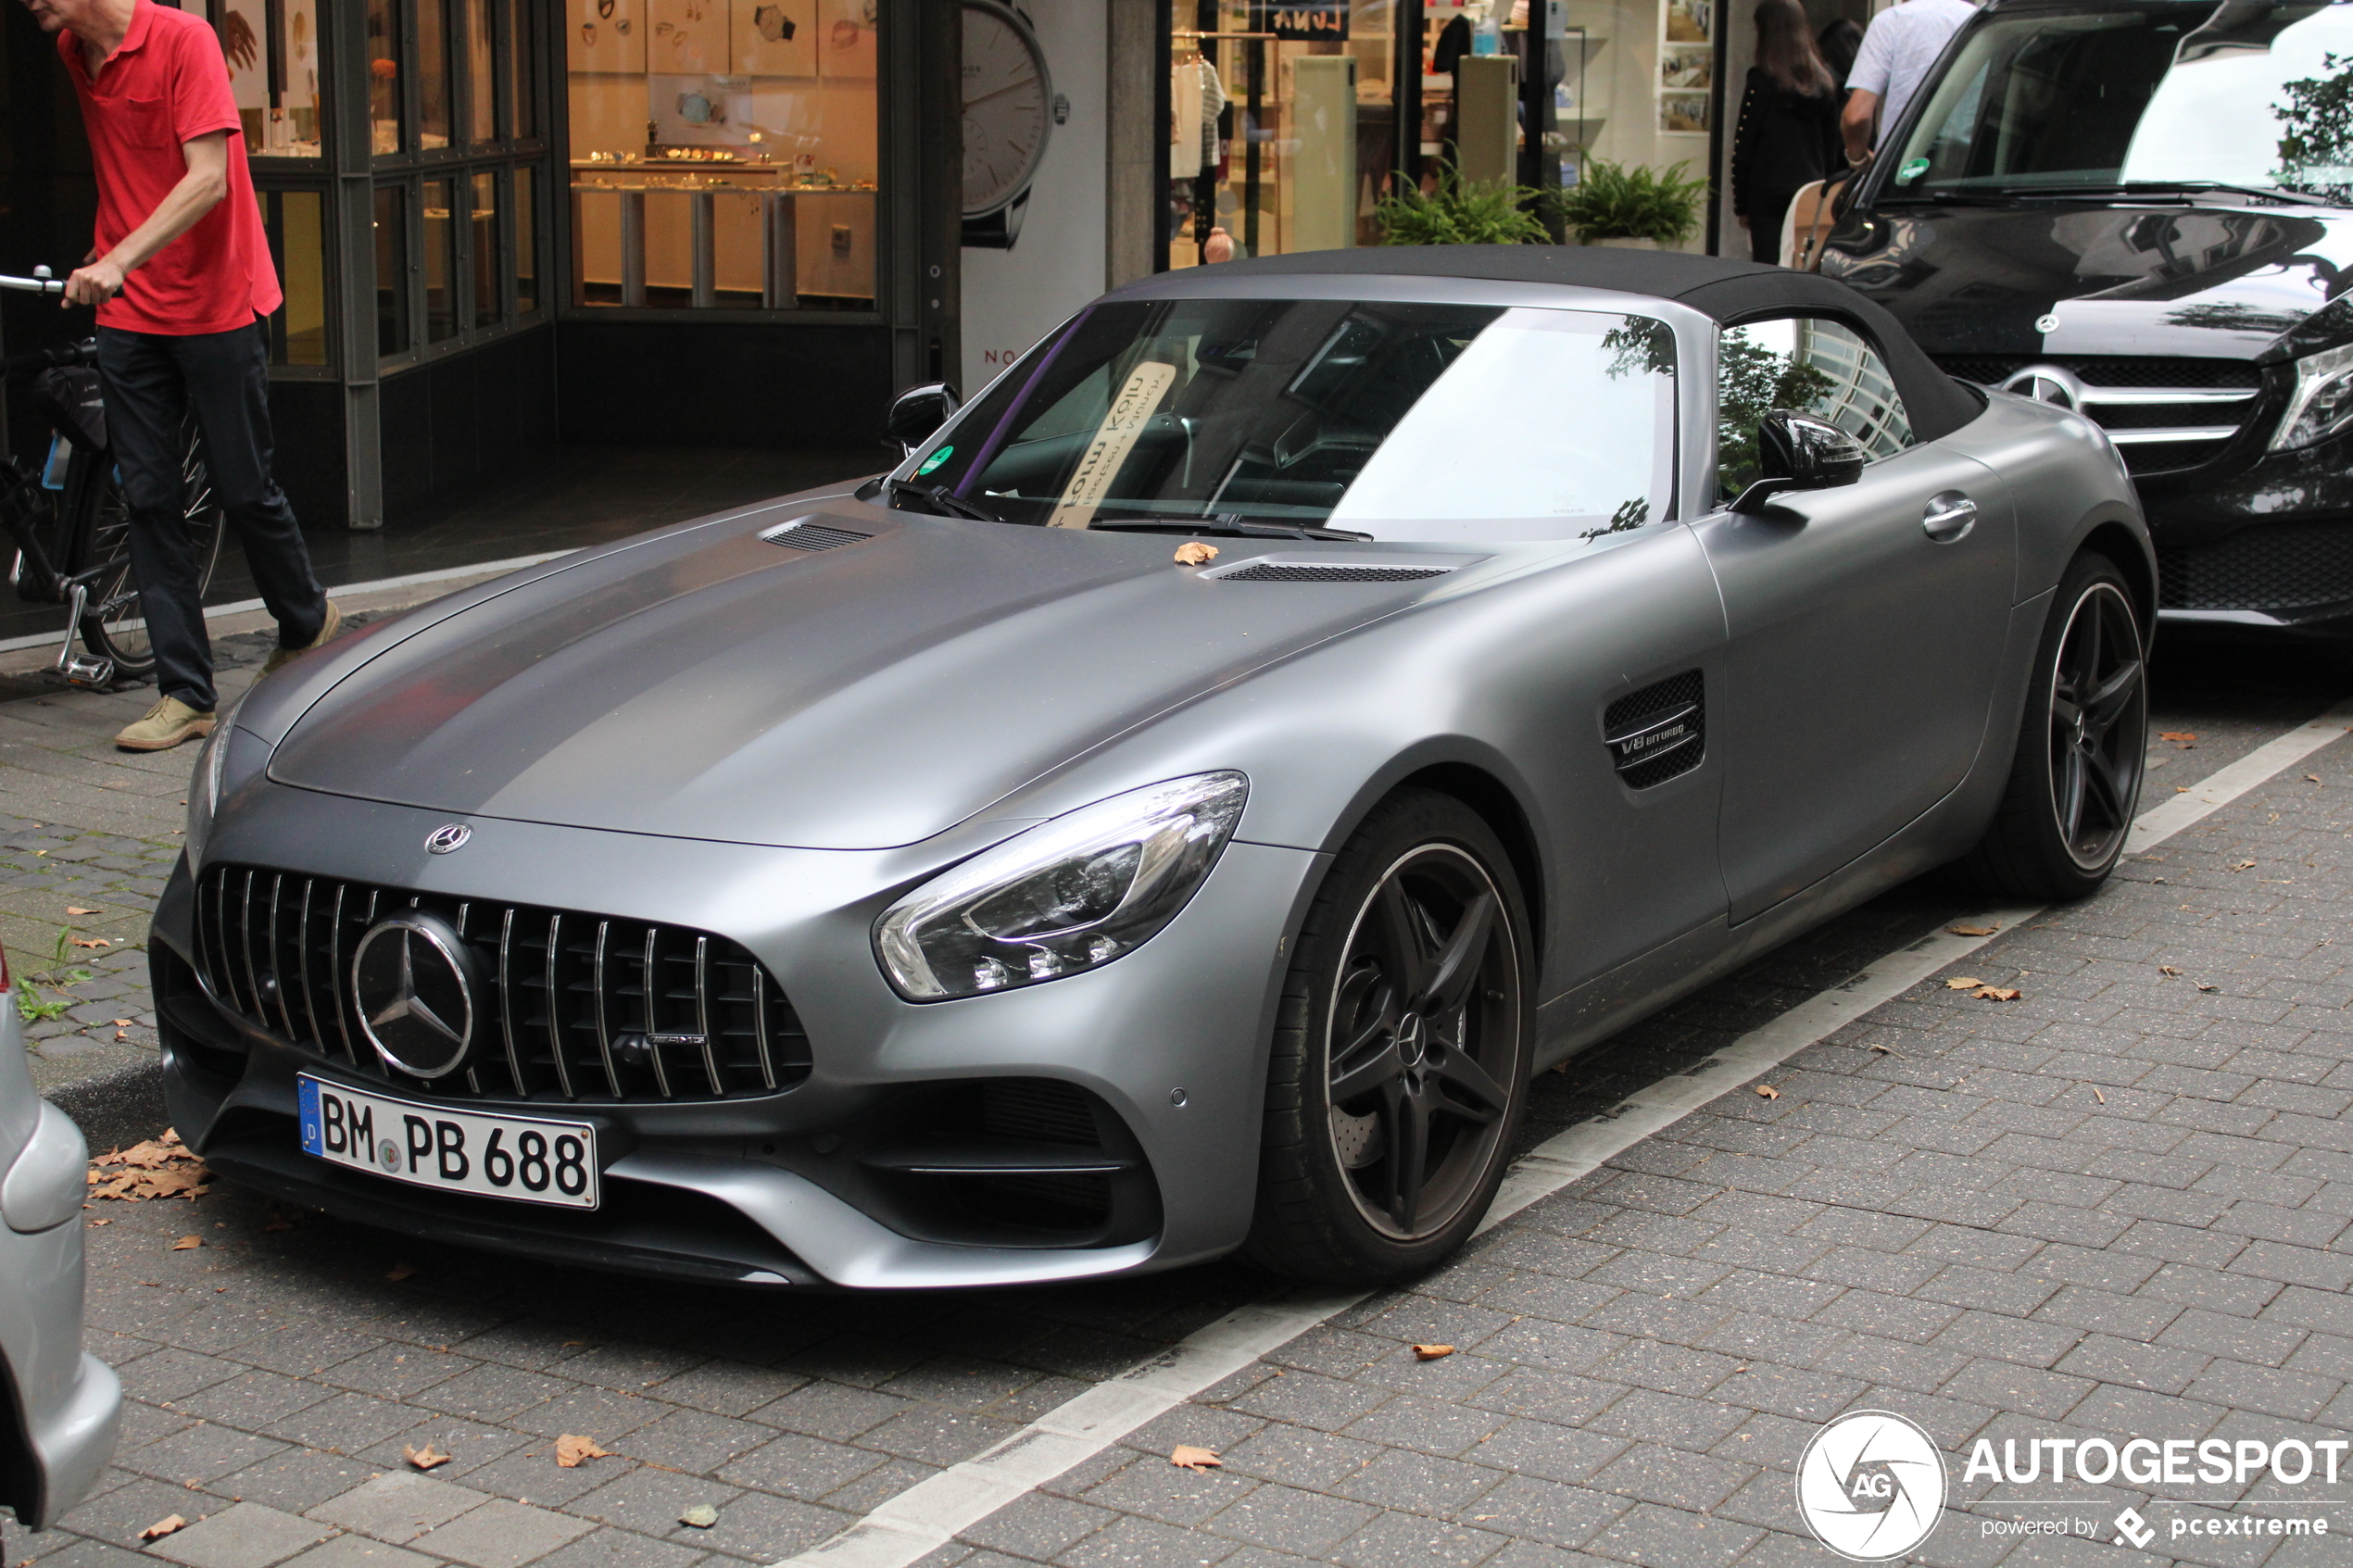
[1841,0,1978,164]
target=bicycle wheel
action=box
[79,412,226,680]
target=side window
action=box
[1717,317,1916,501]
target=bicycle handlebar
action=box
[0,269,67,296]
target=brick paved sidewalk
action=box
[7,715,2346,1568]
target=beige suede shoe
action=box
[261,598,344,677]
[115,696,216,752]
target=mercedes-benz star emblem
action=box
[2001,364,2087,413]
[425,822,472,854]
[2034,311,2061,334]
[350,911,478,1079]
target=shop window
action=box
[369,0,403,153]
[1170,1,1398,268]
[472,170,502,326]
[259,188,331,366]
[567,0,879,310]
[1717,317,1914,502]
[517,167,541,312]
[181,0,323,157]
[509,0,537,138]
[374,184,409,355]
[419,0,452,150]
[465,0,497,144]
[424,178,459,340]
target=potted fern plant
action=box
[1374,166,1549,245]
[1554,159,1707,249]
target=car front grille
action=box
[2158,523,2353,613]
[1932,356,2266,476]
[192,863,812,1103]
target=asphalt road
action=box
[4,621,2350,1568]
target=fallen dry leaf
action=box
[1754,1084,1780,1099]
[112,1018,132,1027]
[555,1435,610,1468]
[1172,541,1219,566]
[1412,1344,1455,1361]
[88,1217,110,1226]
[405,1444,452,1471]
[66,906,96,916]
[264,1217,296,1233]
[140,1515,189,1541]
[2158,965,2183,976]
[1972,986,2022,1002]
[1869,1043,1898,1055]
[2196,982,2221,993]
[170,1236,202,1250]
[69,937,109,948]
[2092,1086,2107,1105]
[2308,774,2323,784]
[1947,923,1998,937]
[386,1262,416,1282]
[679,1504,719,1529]
[1944,977,1985,990]
[1169,1445,1222,1471]
[2233,860,2257,871]
[2158,732,2199,742]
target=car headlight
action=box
[2271,342,2353,452]
[874,771,1248,1000]
[185,693,256,862]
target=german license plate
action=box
[297,1075,599,1210]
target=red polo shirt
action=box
[60,0,282,335]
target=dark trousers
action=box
[1746,188,1800,264]
[98,320,326,712]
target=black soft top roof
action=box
[1119,245,1983,443]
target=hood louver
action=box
[1217,562,1453,583]
[761,520,873,551]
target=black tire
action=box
[80,412,226,679]
[1242,788,1535,1285]
[1956,551,2148,900]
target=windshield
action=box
[1885,1,2353,200]
[904,298,1680,544]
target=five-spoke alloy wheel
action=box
[1247,789,1533,1284]
[1960,551,2148,899]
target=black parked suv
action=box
[1822,0,2353,630]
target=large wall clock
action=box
[962,0,1051,249]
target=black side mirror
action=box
[885,381,960,456]
[1730,409,1868,514]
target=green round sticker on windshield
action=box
[914,445,953,477]
[1896,157,1930,183]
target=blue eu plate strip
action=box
[297,1078,323,1156]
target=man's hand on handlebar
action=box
[64,257,125,307]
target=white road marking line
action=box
[2123,696,2353,856]
[0,550,574,657]
[777,708,2353,1568]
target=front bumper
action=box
[153,784,1323,1290]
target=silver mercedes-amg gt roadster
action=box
[153,249,2152,1290]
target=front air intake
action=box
[1604,671,1705,789]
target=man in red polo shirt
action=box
[23,0,342,750]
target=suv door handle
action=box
[1922,491,1978,542]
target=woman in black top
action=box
[1731,0,1845,264]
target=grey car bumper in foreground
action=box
[153,784,1325,1290]
[1,998,122,1533]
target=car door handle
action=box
[1922,491,1978,542]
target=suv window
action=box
[1718,317,1916,501]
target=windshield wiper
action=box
[1084,515,1375,542]
[886,478,1013,523]
[2001,180,2345,207]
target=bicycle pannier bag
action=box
[35,366,107,453]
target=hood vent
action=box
[761,519,873,551]
[1219,562,1453,583]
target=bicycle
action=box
[0,266,224,688]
